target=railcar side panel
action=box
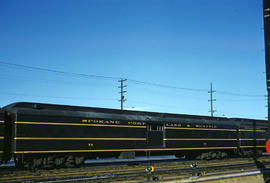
[14,114,147,154]
[165,124,238,150]
[13,113,246,154]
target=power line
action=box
[0,61,265,97]
[0,92,116,101]
[128,79,207,92]
[216,90,264,97]
[0,61,208,92]
[0,72,116,88]
[0,61,119,80]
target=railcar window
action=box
[147,124,164,131]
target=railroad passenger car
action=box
[0,102,268,168]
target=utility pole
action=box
[208,82,216,117]
[263,0,270,121]
[118,79,127,110]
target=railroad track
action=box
[0,157,270,183]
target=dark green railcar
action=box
[1,102,268,168]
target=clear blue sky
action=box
[0,0,267,119]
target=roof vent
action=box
[33,104,42,109]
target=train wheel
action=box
[220,152,229,159]
[33,158,43,169]
[198,151,228,160]
[55,156,65,167]
[22,159,33,170]
[216,151,222,159]
[43,156,55,168]
[65,155,75,168]
[200,152,211,160]
[48,156,55,167]
[214,151,227,159]
[14,156,23,168]
[256,150,263,157]
[75,156,84,167]
[210,151,217,159]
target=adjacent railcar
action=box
[1,102,268,168]
[233,118,267,156]
[0,109,4,162]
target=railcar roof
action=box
[3,102,229,121]
[3,102,266,123]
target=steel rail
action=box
[0,157,270,183]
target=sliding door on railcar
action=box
[146,123,165,147]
